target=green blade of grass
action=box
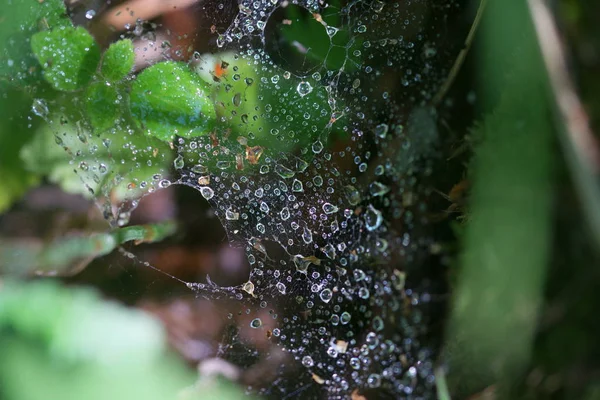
[445,0,555,395]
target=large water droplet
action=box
[296,81,313,97]
[173,154,184,169]
[365,205,383,231]
[250,318,262,328]
[302,227,313,244]
[32,99,48,118]
[200,187,214,200]
[302,355,314,367]
[292,179,304,192]
[369,181,389,197]
[322,202,338,214]
[320,288,333,303]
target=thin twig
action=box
[431,0,488,107]
[527,0,600,247]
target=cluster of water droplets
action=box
[31,0,465,397]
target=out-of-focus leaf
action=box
[130,61,216,142]
[445,0,554,395]
[0,281,248,400]
[0,0,71,85]
[0,280,193,400]
[0,88,41,212]
[0,0,72,212]
[31,26,100,91]
[0,221,177,277]
[101,39,135,83]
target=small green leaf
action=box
[101,39,135,82]
[85,82,122,132]
[130,61,216,141]
[31,26,100,91]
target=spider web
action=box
[36,0,467,398]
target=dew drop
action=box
[296,81,313,97]
[302,227,313,244]
[226,207,239,220]
[85,9,96,20]
[292,179,304,192]
[302,355,314,367]
[322,202,338,214]
[320,288,333,303]
[369,181,390,197]
[250,318,262,329]
[326,26,339,37]
[312,140,324,154]
[365,205,383,231]
[374,123,389,138]
[200,187,214,200]
[173,154,184,169]
[31,99,49,118]
[275,164,295,179]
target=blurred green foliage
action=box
[0,280,245,400]
[0,221,177,276]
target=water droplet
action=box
[367,373,381,388]
[302,227,313,244]
[322,243,336,259]
[302,355,314,367]
[173,154,184,169]
[373,316,384,331]
[312,140,324,154]
[31,99,48,118]
[275,164,295,179]
[250,318,262,329]
[326,26,339,37]
[340,312,351,324]
[296,81,313,97]
[364,205,383,231]
[344,185,361,206]
[225,207,239,220]
[292,179,304,192]
[276,282,286,294]
[320,288,333,303]
[242,281,255,295]
[260,202,270,213]
[200,187,214,200]
[358,287,370,299]
[374,123,389,138]
[369,181,390,197]
[85,9,96,20]
[371,0,384,12]
[280,207,290,220]
[322,203,338,214]
[354,269,366,281]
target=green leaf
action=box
[31,26,100,91]
[0,280,196,400]
[101,39,135,83]
[0,0,71,85]
[85,82,122,132]
[130,61,216,142]
[21,97,173,201]
[0,221,177,276]
[0,88,41,213]
[445,0,554,395]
